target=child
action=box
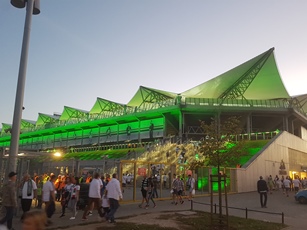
[101,192,110,217]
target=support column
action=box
[283,115,289,132]
[179,111,183,144]
[246,114,251,133]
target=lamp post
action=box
[71,157,75,176]
[7,0,40,175]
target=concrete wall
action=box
[301,126,307,141]
[236,131,307,192]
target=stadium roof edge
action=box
[180,47,290,100]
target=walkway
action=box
[11,190,305,229]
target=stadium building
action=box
[1,47,307,192]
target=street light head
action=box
[33,0,40,15]
[11,0,26,8]
[54,152,62,157]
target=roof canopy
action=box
[59,106,89,122]
[0,48,298,129]
[36,113,60,126]
[181,48,290,100]
[127,86,177,107]
[89,97,133,118]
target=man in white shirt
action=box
[42,174,56,223]
[283,176,291,197]
[82,172,104,220]
[293,176,301,192]
[105,173,123,223]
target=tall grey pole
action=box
[7,0,35,174]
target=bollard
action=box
[282,212,284,225]
[214,203,217,214]
[245,208,248,219]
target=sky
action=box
[1,0,307,128]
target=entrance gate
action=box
[119,161,238,202]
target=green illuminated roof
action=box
[90,98,125,113]
[36,113,60,126]
[127,86,177,107]
[89,98,134,118]
[21,119,36,130]
[181,48,290,100]
[1,123,11,134]
[59,106,89,121]
[0,48,299,130]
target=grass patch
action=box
[98,222,177,230]
[174,211,285,230]
[97,211,286,230]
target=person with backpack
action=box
[139,174,148,208]
[173,175,184,205]
[20,173,37,220]
[145,176,156,209]
[60,176,73,218]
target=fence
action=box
[190,200,285,225]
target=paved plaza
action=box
[8,189,306,229]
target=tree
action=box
[196,116,247,226]
[199,116,246,172]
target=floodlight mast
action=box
[7,0,40,176]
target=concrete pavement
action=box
[11,190,306,230]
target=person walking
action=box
[42,174,56,225]
[162,173,168,189]
[82,172,104,221]
[267,175,274,194]
[35,175,44,209]
[152,176,158,198]
[257,176,268,208]
[67,176,80,220]
[20,173,37,220]
[293,176,301,192]
[139,174,148,208]
[145,177,156,209]
[283,176,291,197]
[54,175,62,202]
[0,172,18,230]
[186,174,195,201]
[105,173,123,223]
[60,176,73,218]
[101,191,110,217]
[173,175,184,205]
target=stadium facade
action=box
[1,47,307,192]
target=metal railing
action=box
[2,97,305,137]
[190,200,285,225]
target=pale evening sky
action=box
[1,1,307,128]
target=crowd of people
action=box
[257,174,307,208]
[138,172,196,210]
[0,167,198,230]
[0,171,123,230]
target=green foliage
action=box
[195,116,248,170]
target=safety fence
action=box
[190,200,285,225]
